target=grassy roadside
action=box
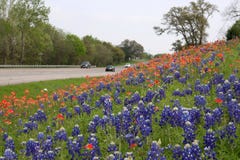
[0,78,87,100]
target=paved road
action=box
[0,67,123,86]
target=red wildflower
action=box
[130,143,137,149]
[215,98,223,104]
[4,119,12,125]
[84,143,93,150]
[57,113,64,120]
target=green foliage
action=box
[226,20,240,40]
[119,39,144,61]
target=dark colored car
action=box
[80,61,91,68]
[105,65,115,72]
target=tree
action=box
[11,0,50,64]
[119,39,144,61]
[154,0,217,47]
[171,40,183,52]
[0,0,16,64]
[66,34,86,64]
[226,20,240,40]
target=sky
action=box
[44,0,236,55]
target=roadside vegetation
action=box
[0,38,240,159]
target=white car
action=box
[124,63,131,68]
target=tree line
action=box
[0,0,149,66]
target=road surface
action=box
[0,67,123,86]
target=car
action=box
[105,65,115,72]
[80,61,91,68]
[124,63,131,68]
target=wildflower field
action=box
[0,39,240,159]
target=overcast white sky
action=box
[44,0,235,55]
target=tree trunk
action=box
[20,30,25,64]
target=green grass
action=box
[0,78,87,100]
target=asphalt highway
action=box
[0,67,123,86]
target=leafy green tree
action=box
[226,20,240,40]
[11,0,50,64]
[66,34,86,64]
[119,39,144,61]
[154,0,217,46]
[0,0,16,64]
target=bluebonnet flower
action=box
[54,127,68,141]
[24,121,38,132]
[204,113,215,129]
[189,107,201,124]
[122,107,132,134]
[170,107,181,127]
[107,142,118,152]
[147,141,165,160]
[53,93,59,101]
[227,99,238,122]
[194,95,206,108]
[162,75,173,84]
[179,77,187,84]
[87,134,101,157]
[3,148,17,160]
[225,122,237,141]
[125,133,134,147]
[130,92,141,104]
[183,88,193,95]
[233,81,240,96]
[88,121,97,133]
[223,80,231,93]
[204,129,216,150]
[5,136,15,151]
[183,121,196,144]
[195,79,201,91]
[229,74,237,83]
[172,144,182,160]
[103,96,113,116]
[45,150,56,160]
[172,89,183,97]
[96,82,105,91]
[143,89,155,103]
[31,110,47,122]
[37,132,45,143]
[212,73,224,85]
[191,140,201,159]
[182,144,194,160]
[82,103,91,115]
[174,71,181,79]
[204,147,216,160]
[140,119,152,137]
[59,106,67,115]
[72,124,81,137]
[159,105,172,126]
[212,108,223,124]
[74,105,81,115]
[77,94,86,105]
[25,138,40,157]
[199,84,210,95]
[42,138,53,152]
